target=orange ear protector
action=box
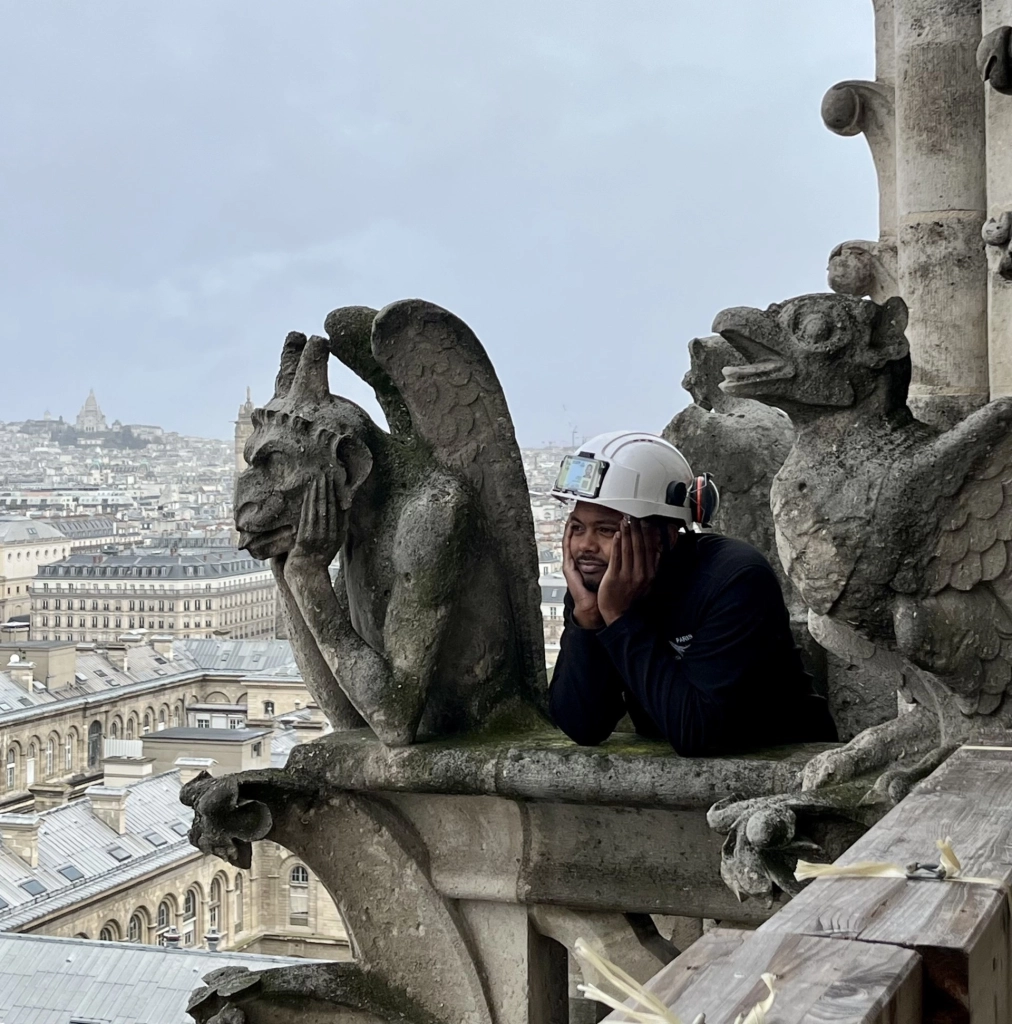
[690,472,719,527]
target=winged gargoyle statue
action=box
[234,299,547,745]
[711,292,1012,802]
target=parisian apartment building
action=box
[29,546,276,644]
[0,634,345,960]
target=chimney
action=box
[174,756,217,785]
[29,782,69,812]
[105,644,128,673]
[5,655,35,692]
[101,753,153,788]
[0,813,39,867]
[87,785,128,835]
[150,635,174,659]
[205,929,221,952]
[162,926,181,948]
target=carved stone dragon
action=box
[711,292,1012,806]
[233,299,546,745]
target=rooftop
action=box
[0,931,315,1024]
[147,727,270,742]
[0,515,65,545]
[0,637,301,724]
[36,546,266,580]
[0,771,195,929]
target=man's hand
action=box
[598,517,660,626]
[285,472,342,575]
[562,519,605,629]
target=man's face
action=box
[567,502,624,592]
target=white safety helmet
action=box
[550,431,719,529]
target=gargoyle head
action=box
[234,332,375,560]
[712,293,909,419]
[681,335,742,413]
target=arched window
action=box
[45,738,55,777]
[289,864,309,926]
[125,719,134,740]
[209,876,223,935]
[156,897,175,945]
[143,712,151,734]
[87,721,102,767]
[26,743,36,787]
[182,887,199,946]
[264,701,275,716]
[6,748,16,791]
[99,921,119,942]
[110,721,119,739]
[128,910,147,943]
[234,874,244,932]
[65,731,75,772]
[158,708,166,730]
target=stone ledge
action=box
[279,728,835,809]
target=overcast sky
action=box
[2,2,876,445]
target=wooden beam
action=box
[601,927,921,1023]
[761,745,1012,1023]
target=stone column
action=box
[895,0,989,427]
[980,1,1012,397]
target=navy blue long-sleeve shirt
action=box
[548,533,837,755]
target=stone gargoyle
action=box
[234,299,547,745]
[711,291,1012,801]
[662,334,794,576]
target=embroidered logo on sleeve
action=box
[669,634,693,659]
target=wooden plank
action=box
[601,927,921,1023]
[762,745,1012,1023]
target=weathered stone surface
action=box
[233,300,546,746]
[823,0,990,429]
[185,732,854,1021]
[663,335,793,582]
[713,292,1012,792]
[663,334,898,736]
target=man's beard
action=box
[578,563,606,592]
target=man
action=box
[548,431,837,756]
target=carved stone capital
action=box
[179,771,272,869]
[821,80,896,245]
[707,789,874,903]
[983,210,1012,279]
[827,239,899,303]
[978,26,1012,93]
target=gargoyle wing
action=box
[324,305,413,436]
[370,299,547,701]
[912,398,1012,712]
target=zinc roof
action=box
[0,516,64,545]
[0,771,195,930]
[0,931,317,1024]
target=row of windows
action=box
[39,598,217,612]
[39,615,216,630]
[84,875,245,946]
[36,577,269,594]
[4,706,187,791]
[42,562,259,578]
[79,866,309,945]
[36,626,274,642]
[5,547,68,561]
